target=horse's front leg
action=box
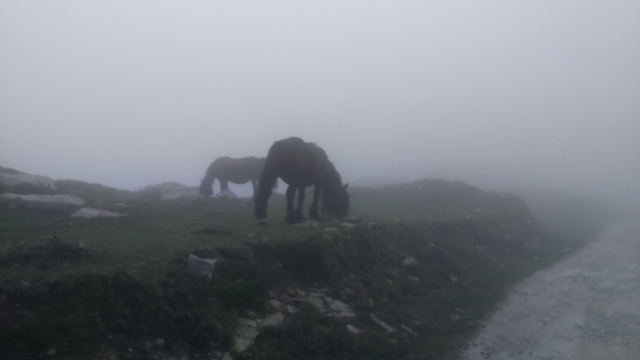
[285,185,300,224]
[309,186,322,220]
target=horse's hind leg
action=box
[294,187,306,222]
[285,185,295,223]
[309,186,321,220]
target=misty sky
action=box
[1,1,638,203]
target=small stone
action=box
[156,338,165,345]
[346,324,361,334]
[47,348,56,356]
[401,324,418,335]
[403,257,418,266]
[328,299,356,318]
[370,313,396,333]
[233,326,259,353]
[290,220,318,227]
[260,312,284,327]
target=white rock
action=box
[346,324,361,334]
[290,220,318,228]
[260,312,284,327]
[306,295,326,311]
[370,314,396,333]
[160,188,200,200]
[70,207,124,218]
[328,299,356,318]
[188,254,219,278]
[215,189,238,199]
[233,325,260,353]
[401,324,418,335]
[403,257,418,266]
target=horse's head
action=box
[323,183,349,218]
[199,178,213,197]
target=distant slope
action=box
[351,178,534,224]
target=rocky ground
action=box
[462,219,640,359]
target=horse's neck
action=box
[203,166,217,185]
[323,163,342,189]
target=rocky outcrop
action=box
[233,313,285,353]
[0,170,56,189]
[0,193,84,210]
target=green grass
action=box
[0,179,594,359]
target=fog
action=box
[1,1,638,211]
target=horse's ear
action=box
[344,183,349,190]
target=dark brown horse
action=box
[199,156,266,200]
[254,137,349,224]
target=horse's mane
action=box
[323,161,342,191]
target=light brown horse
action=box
[199,156,266,200]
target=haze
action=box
[1,1,638,210]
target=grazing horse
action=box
[254,137,349,224]
[199,156,266,200]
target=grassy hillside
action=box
[0,178,589,359]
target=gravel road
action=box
[462,219,640,359]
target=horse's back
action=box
[211,156,264,183]
[264,137,326,186]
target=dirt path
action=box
[462,219,640,359]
